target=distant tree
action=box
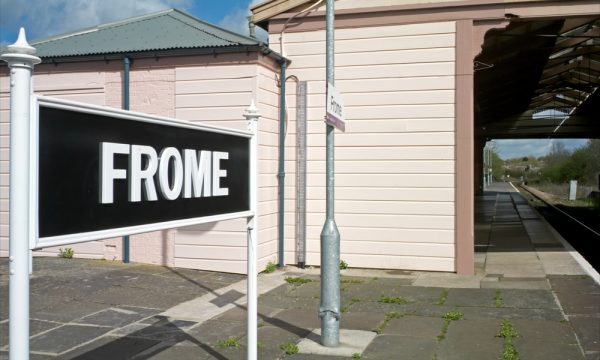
[491,151,504,180]
[522,156,529,162]
[540,139,600,185]
[582,139,600,185]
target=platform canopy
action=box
[476,16,600,139]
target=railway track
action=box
[518,184,600,273]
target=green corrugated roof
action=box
[31,9,262,58]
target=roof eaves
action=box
[34,43,289,65]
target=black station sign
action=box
[33,97,251,248]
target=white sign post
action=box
[1,28,40,360]
[244,101,260,360]
[325,82,345,132]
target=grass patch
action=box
[496,320,520,360]
[442,310,463,322]
[500,343,520,360]
[438,310,463,341]
[373,311,403,334]
[378,295,410,305]
[496,320,518,339]
[435,289,449,305]
[216,336,241,349]
[58,248,74,259]
[264,261,277,273]
[341,297,361,314]
[285,277,312,286]
[279,342,299,355]
[495,289,503,308]
[352,353,362,359]
[340,260,349,270]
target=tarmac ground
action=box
[1,183,599,360]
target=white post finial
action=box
[244,99,260,118]
[7,28,37,55]
[1,27,41,67]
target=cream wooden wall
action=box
[271,21,457,271]
[1,57,280,274]
[173,61,279,274]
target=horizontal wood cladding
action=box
[276,21,457,271]
[173,63,280,274]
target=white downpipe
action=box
[1,28,41,360]
[244,100,260,360]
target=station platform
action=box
[1,181,598,359]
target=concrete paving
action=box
[0,182,599,359]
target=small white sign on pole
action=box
[325,83,345,132]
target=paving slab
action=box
[557,293,600,315]
[339,312,384,331]
[297,329,377,357]
[362,335,437,360]
[382,315,444,339]
[272,308,321,330]
[184,319,247,346]
[514,340,586,360]
[501,288,559,309]
[29,324,114,354]
[569,315,600,352]
[444,288,497,307]
[0,319,62,350]
[550,275,600,294]
[436,318,503,360]
[416,303,565,321]
[511,319,578,344]
[412,273,485,288]
[59,335,161,360]
[31,300,111,324]
[485,264,547,278]
[349,300,419,315]
[586,351,600,360]
[481,276,551,290]
[73,306,157,327]
[0,352,54,360]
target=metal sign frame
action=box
[30,96,254,250]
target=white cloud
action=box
[491,139,588,160]
[0,0,192,42]
[218,0,268,42]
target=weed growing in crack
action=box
[496,320,520,360]
[495,289,503,308]
[279,342,299,355]
[341,298,361,313]
[435,289,448,305]
[438,310,463,341]
[378,295,410,305]
[373,311,403,334]
[216,336,241,349]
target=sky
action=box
[0,0,265,45]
